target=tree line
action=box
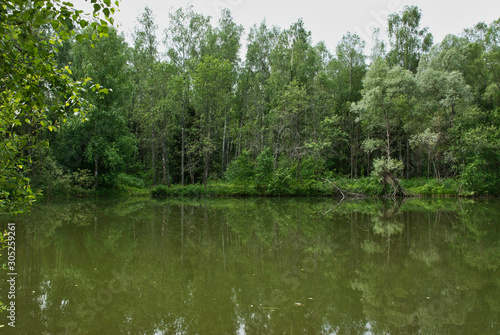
[1,2,500,212]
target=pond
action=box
[1,197,500,334]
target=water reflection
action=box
[1,197,499,334]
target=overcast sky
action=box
[73,0,500,56]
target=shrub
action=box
[151,185,171,198]
[116,173,145,189]
[225,150,254,186]
[299,155,325,186]
[267,164,293,196]
[255,148,274,189]
[69,169,95,196]
[371,157,404,182]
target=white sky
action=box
[73,0,500,57]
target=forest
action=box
[1,0,500,213]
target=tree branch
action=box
[323,178,369,198]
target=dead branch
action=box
[323,178,369,198]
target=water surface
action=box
[1,197,499,334]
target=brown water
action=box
[1,197,500,334]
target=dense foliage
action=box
[1,3,499,212]
[0,0,117,213]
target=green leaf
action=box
[75,34,84,43]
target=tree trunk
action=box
[152,139,156,186]
[298,157,302,182]
[386,114,391,161]
[355,127,359,178]
[399,141,402,164]
[222,116,227,172]
[406,140,410,179]
[428,151,430,179]
[161,141,171,186]
[94,157,98,189]
[162,143,166,185]
[190,167,195,185]
[367,152,370,176]
[166,150,171,187]
[203,153,209,188]
[181,119,185,186]
[350,146,354,179]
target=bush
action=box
[402,178,462,197]
[460,158,500,195]
[267,164,293,196]
[338,177,385,196]
[151,182,259,198]
[151,185,171,198]
[255,148,274,189]
[28,147,96,197]
[299,155,325,186]
[225,150,254,185]
[116,173,146,189]
[371,157,404,182]
[69,169,95,196]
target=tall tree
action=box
[192,56,232,186]
[156,62,183,186]
[336,32,367,101]
[331,32,367,177]
[131,6,160,185]
[483,19,500,110]
[387,5,433,73]
[352,59,416,162]
[236,21,280,155]
[269,19,319,99]
[267,19,320,169]
[56,27,135,188]
[164,6,211,185]
[202,9,244,172]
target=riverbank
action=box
[34,177,492,201]
[149,178,476,198]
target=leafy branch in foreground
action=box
[0,0,117,214]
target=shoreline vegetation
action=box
[149,178,473,198]
[36,176,482,200]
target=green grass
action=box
[39,177,478,199]
[151,178,469,198]
[401,178,464,197]
[151,181,335,198]
[332,177,466,197]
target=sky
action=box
[73,0,500,57]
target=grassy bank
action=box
[34,177,485,201]
[151,181,331,197]
[150,178,475,198]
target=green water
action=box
[1,197,500,334]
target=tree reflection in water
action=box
[0,197,499,334]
